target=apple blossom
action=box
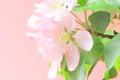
[27,21,93,79]
[27,0,93,79]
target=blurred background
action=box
[0,0,119,80]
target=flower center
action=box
[50,0,63,10]
[49,0,67,11]
[59,32,70,44]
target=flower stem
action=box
[71,11,85,27]
[75,19,85,28]
[84,10,89,29]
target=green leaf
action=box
[104,67,118,80]
[104,71,109,80]
[104,33,120,70]
[115,56,120,70]
[109,67,118,79]
[69,53,86,80]
[89,11,110,34]
[85,64,90,71]
[77,0,87,6]
[105,30,115,36]
[76,0,120,11]
[85,36,104,64]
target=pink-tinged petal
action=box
[38,21,64,39]
[48,62,59,79]
[65,42,80,71]
[74,30,93,51]
[54,14,62,21]
[37,38,65,62]
[61,11,75,31]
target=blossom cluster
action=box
[27,0,93,79]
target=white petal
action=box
[61,11,75,31]
[65,42,80,71]
[74,30,93,51]
[27,15,42,30]
[34,3,49,13]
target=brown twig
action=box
[92,32,115,39]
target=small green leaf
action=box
[105,30,115,36]
[109,67,118,79]
[104,33,120,70]
[115,56,120,70]
[89,11,110,33]
[104,71,109,80]
[85,64,90,71]
[104,67,118,80]
[77,0,87,6]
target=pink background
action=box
[0,0,119,80]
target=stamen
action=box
[59,32,70,44]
